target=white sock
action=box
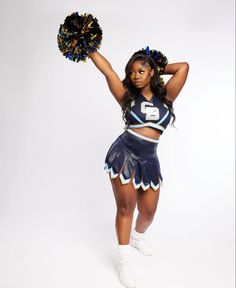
[117,244,131,264]
[117,244,131,254]
[132,228,145,240]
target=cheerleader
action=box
[89,48,189,288]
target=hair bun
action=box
[142,46,168,68]
[57,12,103,62]
[140,46,168,74]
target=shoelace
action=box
[118,262,134,278]
[117,253,132,269]
[132,236,150,246]
[117,257,132,270]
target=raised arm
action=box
[88,51,127,105]
[163,62,189,103]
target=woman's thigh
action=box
[136,186,160,216]
[109,172,137,211]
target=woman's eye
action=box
[130,70,144,76]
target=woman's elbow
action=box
[183,62,190,70]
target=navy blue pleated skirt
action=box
[104,129,163,192]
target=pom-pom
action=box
[142,46,168,67]
[57,12,103,62]
[142,46,168,73]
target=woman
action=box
[89,48,189,288]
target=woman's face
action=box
[129,60,154,89]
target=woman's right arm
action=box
[88,51,126,105]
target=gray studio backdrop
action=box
[0,0,235,288]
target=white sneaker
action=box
[117,261,136,288]
[130,236,153,256]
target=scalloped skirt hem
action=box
[104,129,163,192]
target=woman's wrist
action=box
[157,65,166,75]
[88,50,98,59]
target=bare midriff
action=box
[130,127,161,140]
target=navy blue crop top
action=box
[127,94,171,134]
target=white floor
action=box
[0,197,234,288]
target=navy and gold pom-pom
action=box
[57,12,103,62]
[142,46,168,74]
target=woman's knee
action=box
[140,206,157,221]
[117,201,136,217]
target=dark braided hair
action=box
[121,50,176,129]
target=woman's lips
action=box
[134,81,142,85]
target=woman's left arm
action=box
[162,62,189,103]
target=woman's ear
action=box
[151,69,154,77]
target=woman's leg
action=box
[110,174,137,287]
[134,187,160,233]
[110,173,137,244]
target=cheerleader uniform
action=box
[104,93,171,192]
